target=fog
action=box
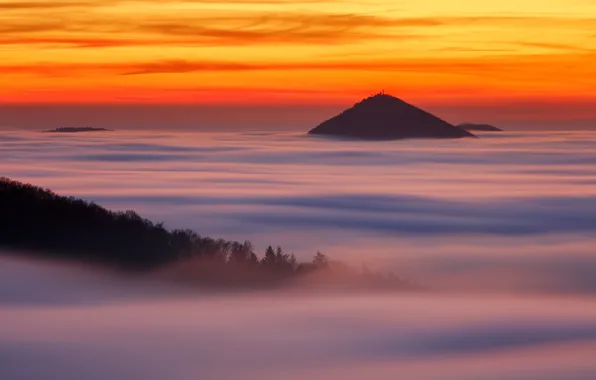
[1,255,595,379]
[1,128,596,377]
[1,129,596,292]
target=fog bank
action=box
[1,256,595,380]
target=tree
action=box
[229,240,254,263]
[2,178,398,289]
[262,245,276,267]
[275,246,287,265]
[288,253,298,270]
[313,251,329,268]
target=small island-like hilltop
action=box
[44,127,113,133]
[308,93,475,140]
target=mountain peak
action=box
[356,92,407,105]
[308,93,475,140]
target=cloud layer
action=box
[1,128,596,292]
[1,126,596,379]
[1,255,596,379]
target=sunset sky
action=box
[1,0,595,126]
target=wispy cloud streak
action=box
[1,1,596,103]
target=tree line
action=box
[0,177,410,289]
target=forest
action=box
[0,177,410,289]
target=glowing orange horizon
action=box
[1,0,595,107]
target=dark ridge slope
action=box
[0,177,414,290]
[309,93,475,140]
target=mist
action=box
[1,255,596,380]
[2,129,596,291]
[1,128,596,377]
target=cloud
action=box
[0,12,431,48]
[0,1,94,10]
[0,36,156,48]
[0,51,588,77]
[75,191,596,236]
[0,22,66,34]
[0,60,260,76]
[1,256,596,380]
[510,41,594,52]
[120,60,266,75]
[2,129,596,299]
[2,5,594,50]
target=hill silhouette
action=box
[457,123,503,132]
[44,127,113,133]
[0,177,412,290]
[309,93,475,140]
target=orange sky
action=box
[1,0,596,106]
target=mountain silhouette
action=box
[308,93,475,140]
[457,123,503,132]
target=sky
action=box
[1,0,596,128]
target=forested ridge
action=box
[0,177,410,289]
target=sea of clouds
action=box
[1,255,595,380]
[1,128,595,292]
[1,128,596,378]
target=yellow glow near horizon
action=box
[0,0,595,104]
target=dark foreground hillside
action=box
[0,177,411,290]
